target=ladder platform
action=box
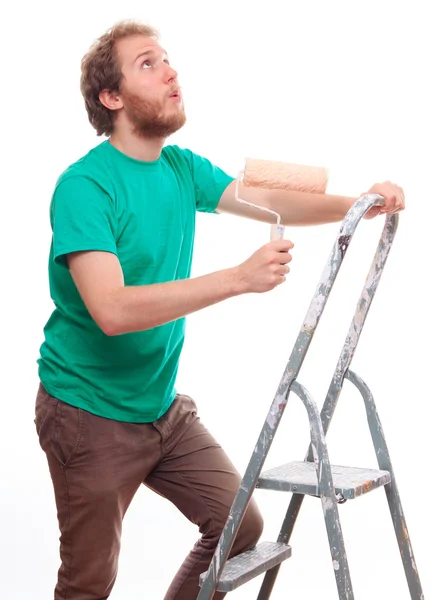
[257,461,391,499]
[199,541,291,592]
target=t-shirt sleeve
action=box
[50,175,118,268]
[182,149,235,213]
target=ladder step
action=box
[258,461,391,499]
[199,541,291,592]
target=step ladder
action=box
[197,194,424,599]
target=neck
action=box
[109,128,166,162]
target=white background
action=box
[1,1,437,598]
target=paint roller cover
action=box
[244,158,329,194]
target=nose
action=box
[165,63,178,83]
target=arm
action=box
[52,174,243,336]
[67,239,293,336]
[217,180,405,225]
[67,251,242,336]
[54,158,293,338]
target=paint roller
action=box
[235,157,329,241]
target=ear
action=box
[99,90,124,111]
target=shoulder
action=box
[55,141,115,196]
[162,146,234,213]
[161,144,194,172]
[161,144,219,168]
[161,145,232,179]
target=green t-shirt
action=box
[37,140,234,422]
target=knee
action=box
[235,501,264,553]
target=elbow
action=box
[93,298,123,337]
[95,288,130,336]
[96,311,121,337]
[100,318,120,337]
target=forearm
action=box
[219,181,358,226]
[105,268,242,335]
[263,188,356,226]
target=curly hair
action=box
[80,20,159,137]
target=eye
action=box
[141,60,152,69]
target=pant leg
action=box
[35,383,163,600]
[144,394,264,600]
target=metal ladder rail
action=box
[345,370,424,599]
[197,193,391,600]
[290,379,355,599]
[257,196,400,599]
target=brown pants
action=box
[34,383,263,600]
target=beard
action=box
[121,88,186,139]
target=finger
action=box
[270,239,294,251]
[384,192,397,214]
[387,183,399,212]
[397,186,405,209]
[278,251,293,264]
[276,275,287,286]
[390,186,404,213]
[272,251,292,266]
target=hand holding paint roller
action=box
[234,237,294,293]
[235,157,329,241]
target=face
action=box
[113,35,186,138]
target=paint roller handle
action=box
[270,224,285,241]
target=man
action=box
[35,19,405,600]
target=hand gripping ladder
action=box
[198,194,424,599]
